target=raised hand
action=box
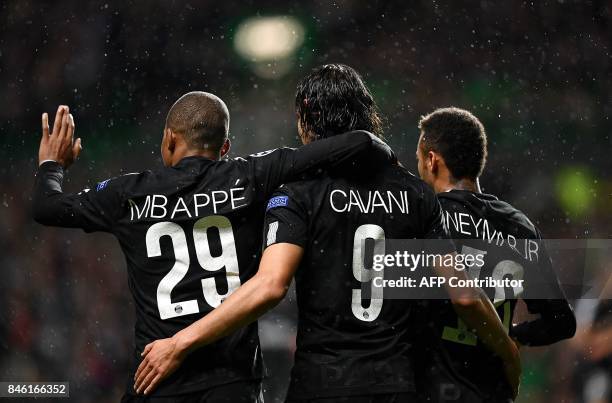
[38,105,82,168]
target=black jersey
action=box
[262,163,454,399]
[419,190,575,402]
[32,131,390,396]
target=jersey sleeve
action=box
[262,187,309,249]
[510,233,576,346]
[32,161,124,233]
[243,130,393,201]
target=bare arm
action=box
[134,243,304,395]
[433,254,521,397]
[436,257,516,359]
[176,243,302,351]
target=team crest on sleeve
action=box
[267,196,288,210]
[96,179,111,191]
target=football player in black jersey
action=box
[32,92,393,402]
[414,107,576,402]
[135,66,521,402]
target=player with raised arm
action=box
[134,65,521,402]
[415,107,576,402]
[32,92,393,402]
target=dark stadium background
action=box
[1,1,610,402]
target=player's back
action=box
[265,163,449,399]
[109,155,280,395]
[419,189,562,402]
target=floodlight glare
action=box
[234,16,305,62]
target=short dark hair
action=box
[165,91,229,151]
[295,64,383,138]
[418,107,488,180]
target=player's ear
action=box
[219,138,231,158]
[427,150,437,173]
[161,127,171,151]
[168,129,178,152]
[160,128,174,167]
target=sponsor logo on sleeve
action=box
[96,179,111,191]
[266,196,288,211]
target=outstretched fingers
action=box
[59,110,70,140]
[41,113,49,143]
[73,138,82,160]
[51,105,67,137]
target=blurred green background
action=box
[0,1,610,402]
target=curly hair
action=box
[418,107,488,180]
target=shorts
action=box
[285,392,416,403]
[415,355,513,403]
[121,380,264,403]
